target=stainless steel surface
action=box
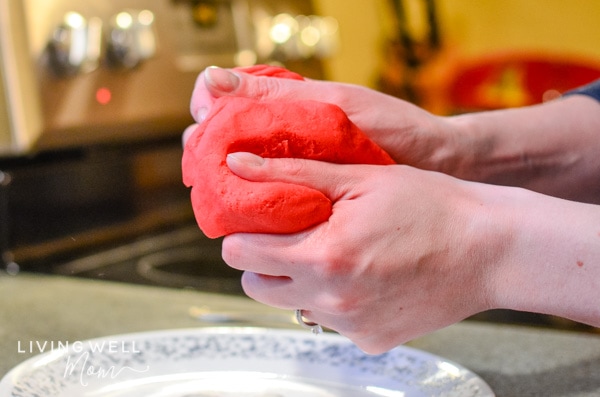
[0,0,43,154]
[0,0,241,154]
[0,0,323,155]
[0,171,9,264]
[0,0,325,272]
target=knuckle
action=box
[316,233,359,277]
[317,245,348,278]
[242,74,287,101]
[260,157,310,184]
[321,295,358,315]
[277,158,307,177]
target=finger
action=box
[189,66,246,123]
[191,66,360,126]
[225,152,358,202]
[182,123,199,147]
[189,68,221,123]
[224,232,342,312]
[240,272,333,316]
[240,272,349,335]
[240,272,300,310]
[222,231,316,278]
[203,66,354,112]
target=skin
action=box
[185,67,600,354]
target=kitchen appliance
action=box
[0,0,327,292]
[0,0,326,155]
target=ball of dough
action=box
[182,66,395,238]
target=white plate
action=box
[0,327,494,397]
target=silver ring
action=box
[295,309,323,335]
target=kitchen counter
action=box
[1,273,600,396]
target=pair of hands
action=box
[184,67,503,353]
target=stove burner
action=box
[53,225,244,294]
[136,246,243,294]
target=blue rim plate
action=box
[0,327,494,396]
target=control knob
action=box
[46,12,102,76]
[106,10,157,69]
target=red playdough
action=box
[182,66,395,238]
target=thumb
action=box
[190,66,277,124]
[204,66,310,102]
[191,66,335,124]
[226,152,351,201]
[190,66,242,123]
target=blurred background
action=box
[1,0,599,331]
[317,0,600,113]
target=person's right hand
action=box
[222,152,499,353]
[186,66,454,172]
[222,151,600,353]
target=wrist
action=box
[457,181,521,313]
[443,97,600,203]
[480,185,600,325]
[430,114,486,178]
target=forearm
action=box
[483,185,600,326]
[443,95,600,203]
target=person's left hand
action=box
[221,152,501,354]
[182,66,450,172]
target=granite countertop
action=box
[1,273,600,396]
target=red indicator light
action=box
[96,87,112,105]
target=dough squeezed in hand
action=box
[182,66,395,238]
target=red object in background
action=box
[446,53,600,111]
[95,87,112,105]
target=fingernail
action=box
[205,66,240,92]
[227,152,265,167]
[195,107,208,123]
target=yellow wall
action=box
[438,0,600,58]
[312,0,387,86]
[313,0,600,87]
